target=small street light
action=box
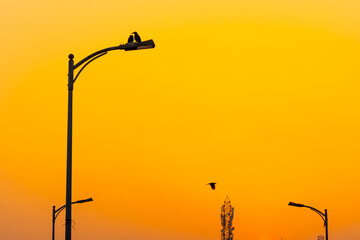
[53,198,93,240]
[288,202,328,240]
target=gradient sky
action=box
[1,0,360,240]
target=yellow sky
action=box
[1,0,360,240]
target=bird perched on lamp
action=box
[127,34,134,43]
[132,31,142,43]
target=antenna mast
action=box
[221,196,234,240]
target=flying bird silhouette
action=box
[128,34,134,43]
[207,182,216,190]
[132,31,142,43]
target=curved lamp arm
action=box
[73,52,107,83]
[70,39,155,83]
[73,45,125,70]
[288,202,326,226]
[54,198,93,220]
[307,206,326,223]
[54,205,67,220]
[288,202,328,240]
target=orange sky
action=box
[1,0,360,240]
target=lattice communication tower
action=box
[221,196,234,240]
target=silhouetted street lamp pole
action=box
[65,38,155,240]
[288,202,328,240]
[53,198,93,240]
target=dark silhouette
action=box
[128,34,134,43]
[133,31,142,43]
[288,202,328,240]
[221,196,234,240]
[207,182,216,190]
[66,35,154,240]
[52,198,93,240]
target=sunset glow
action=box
[1,1,360,240]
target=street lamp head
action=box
[75,198,93,204]
[123,39,155,51]
[289,202,305,207]
[137,39,155,49]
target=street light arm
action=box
[73,45,126,70]
[54,198,93,220]
[71,40,155,83]
[73,40,155,70]
[288,202,328,240]
[307,206,326,223]
[54,205,67,220]
[73,52,107,83]
[288,202,326,225]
